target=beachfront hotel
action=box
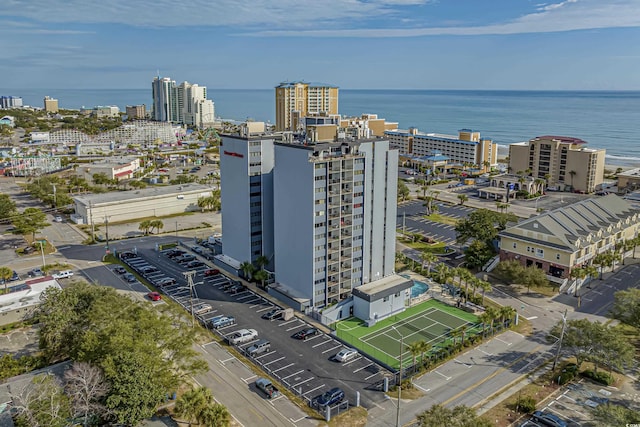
[219,122,409,322]
[151,76,215,128]
[384,127,497,171]
[303,113,398,142]
[508,135,605,193]
[275,81,339,132]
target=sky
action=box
[2,0,640,90]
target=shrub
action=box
[513,395,537,413]
[581,369,614,385]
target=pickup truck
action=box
[255,377,280,399]
[229,329,258,345]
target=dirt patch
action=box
[0,325,40,357]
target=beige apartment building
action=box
[384,128,497,172]
[509,135,605,193]
[126,105,147,119]
[304,113,398,142]
[499,194,639,280]
[275,81,339,131]
[43,96,59,113]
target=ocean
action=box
[3,88,640,166]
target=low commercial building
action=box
[352,275,412,325]
[508,135,605,193]
[0,116,15,127]
[0,277,62,326]
[617,168,640,192]
[498,194,640,280]
[73,183,214,224]
[78,157,141,182]
[385,128,497,172]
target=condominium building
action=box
[275,81,339,132]
[303,113,399,143]
[219,124,407,318]
[152,76,215,127]
[43,96,59,113]
[126,105,147,120]
[508,135,605,193]
[0,96,23,109]
[384,128,497,171]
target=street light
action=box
[391,326,404,427]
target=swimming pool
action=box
[411,280,430,298]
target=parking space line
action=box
[343,357,362,366]
[219,357,235,364]
[353,363,373,373]
[257,305,275,313]
[293,377,314,388]
[477,348,494,355]
[282,369,305,380]
[493,337,512,346]
[241,374,257,383]
[303,384,325,397]
[272,363,294,373]
[434,370,451,380]
[322,344,343,354]
[454,358,472,368]
[264,356,286,367]
[364,372,380,381]
[286,324,305,332]
[303,334,323,342]
[279,319,298,327]
[256,350,277,360]
[312,339,333,348]
[235,293,253,300]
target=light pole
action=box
[552,309,568,371]
[391,326,404,427]
[38,240,46,269]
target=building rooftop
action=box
[276,81,339,89]
[0,277,61,314]
[352,274,413,302]
[74,183,213,206]
[533,135,588,145]
[618,167,640,177]
[385,129,480,146]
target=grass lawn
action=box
[397,236,449,253]
[424,213,459,226]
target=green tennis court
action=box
[335,299,481,368]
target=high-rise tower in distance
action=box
[275,81,338,132]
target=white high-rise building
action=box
[219,124,403,315]
[152,76,215,127]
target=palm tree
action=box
[255,255,270,270]
[406,341,423,372]
[253,269,269,289]
[592,253,608,280]
[239,261,255,281]
[420,251,438,272]
[449,328,461,346]
[485,307,500,335]
[150,219,164,234]
[198,402,231,427]
[459,325,468,346]
[499,306,516,328]
[174,387,210,427]
[0,267,13,293]
[138,219,152,235]
[432,264,452,289]
[478,312,491,337]
[457,194,468,206]
[610,250,621,273]
[482,160,491,172]
[418,341,432,366]
[478,280,492,305]
[469,277,479,302]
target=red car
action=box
[147,292,162,301]
[204,268,221,277]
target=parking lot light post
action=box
[552,309,568,371]
[391,326,404,427]
[38,240,46,269]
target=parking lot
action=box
[397,200,475,245]
[117,244,392,411]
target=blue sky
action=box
[2,0,640,90]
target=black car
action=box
[227,284,245,294]
[23,246,35,254]
[9,271,19,281]
[316,387,345,407]
[123,273,136,283]
[113,266,126,274]
[186,260,204,268]
[220,281,234,291]
[261,308,282,320]
[177,254,196,263]
[140,266,158,274]
[166,249,186,258]
[119,251,137,259]
[292,327,319,340]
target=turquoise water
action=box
[411,280,430,298]
[5,88,640,165]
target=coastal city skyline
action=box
[2,0,640,90]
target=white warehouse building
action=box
[72,184,214,224]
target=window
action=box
[556,253,560,260]
[536,248,544,257]
[383,296,389,302]
[395,292,401,298]
[315,211,325,217]
[512,243,517,249]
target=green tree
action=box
[12,207,50,241]
[398,180,410,202]
[499,306,516,328]
[0,266,13,293]
[91,173,110,186]
[417,404,494,427]
[457,194,469,206]
[12,374,72,427]
[464,240,494,269]
[174,387,230,427]
[0,193,17,219]
[253,269,269,289]
[610,288,640,328]
[420,251,438,272]
[478,280,492,305]
[150,219,164,234]
[593,403,640,426]
[455,209,516,246]
[239,261,255,281]
[138,219,152,235]
[418,340,432,366]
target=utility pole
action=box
[402,211,406,237]
[552,309,568,371]
[392,326,404,427]
[38,240,46,269]
[104,216,110,251]
[183,270,197,327]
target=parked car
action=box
[22,246,35,254]
[123,273,136,283]
[113,266,126,274]
[255,377,280,399]
[246,339,271,356]
[334,348,358,363]
[204,268,220,277]
[292,327,319,340]
[177,254,196,263]
[52,270,73,279]
[212,316,235,329]
[186,260,204,268]
[54,215,63,222]
[147,292,162,301]
[193,303,213,315]
[119,251,137,259]
[9,270,20,281]
[28,268,44,277]
[229,328,258,345]
[316,387,345,407]
[531,411,568,427]
[220,281,234,291]
[140,266,158,274]
[157,277,176,287]
[261,308,282,320]
[227,284,245,294]
[166,249,186,258]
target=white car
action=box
[52,270,74,279]
[229,328,258,345]
[54,215,63,222]
[334,348,359,363]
